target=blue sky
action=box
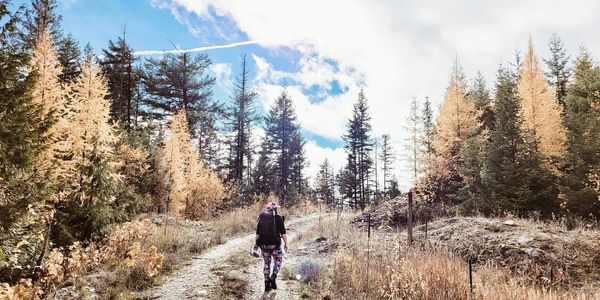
[14,0,600,189]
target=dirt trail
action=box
[151,213,326,299]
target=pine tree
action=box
[226,55,257,184]
[56,33,80,82]
[250,139,275,196]
[481,67,525,214]
[261,90,305,206]
[404,97,421,182]
[459,73,493,212]
[27,29,69,185]
[22,0,62,48]
[335,168,351,208]
[314,159,336,207]
[342,89,374,210]
[561,49,600,218]
[469,72,494,131]
[141,52,220,164]
[429,61,479,204]
[517,39,567,161]
[0,0,50,233]
[380,134,394,197]
[101,34,138,130]
[419,96,435,177]
[50,52,123,244]
[481,67,556,216]
[388,176,401,198]
[543,33,571,109]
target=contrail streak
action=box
[133,40,260,56]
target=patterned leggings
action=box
[260,245,283,281]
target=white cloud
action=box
[157,0,600,187]
[251,54,359,140]
[304,140,346,184]
[210,62,233,90]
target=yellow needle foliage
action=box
[28,30,70,185]
[430,61,479,183]
[157,109,226,219]
[64,55,120,203]
[517,39,567,159]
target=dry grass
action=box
[208,201,264,238]
[418,216,600,287]
[210,249,253,300]
[329,227,600,300]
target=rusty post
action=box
[469,259,474,295]
[407,191,413,245]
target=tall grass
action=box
[330,233,600,300]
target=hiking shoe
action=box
[265,279,272,292]
[270,278,277,290]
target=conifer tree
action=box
[419,96,435,177]
[101,35,138,129]
[157,110,225,218]
[141,52,219,164]
[250,140,275,196]
[428,61,478,204]
[388,176,401,198]
[480,67,526,214]
[404,97,421,182]
[561,49,600,217]
[343,89,374,209]
[469,72,494,131]
[56,33,80,82]
[226,55,257,184]
[543,33,571,108]
[22,0,62,48]
[380,134,394,197]
[459,73,493,211]
[50,52,123,244]
[517,39,567,161]
[28,29,69,184]
[0,0,49,233]
[480,67,556,216]
[314,159,335,207]
[261,90,306,206]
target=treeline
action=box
[0,0,309,284]
[314,37,600,220]
[415,38,600,220]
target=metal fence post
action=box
[407,191,413,245]
[469,259,474,296]
[366,213,371,299]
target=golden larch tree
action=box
[517,39,567,159]
[157,109,225,219]
[432,61,479,158]
[67,54,120,204]
[424,61,479,204]
[29,29,70,183]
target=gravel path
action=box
[151,213,326,299]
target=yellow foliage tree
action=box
[28,30,70,185]
[158,110,226,218]
[424,61,480,203]
[433,61,479,157]
[66,54,120,204]
[517,39,567,159]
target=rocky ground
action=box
[354,197,600,288]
